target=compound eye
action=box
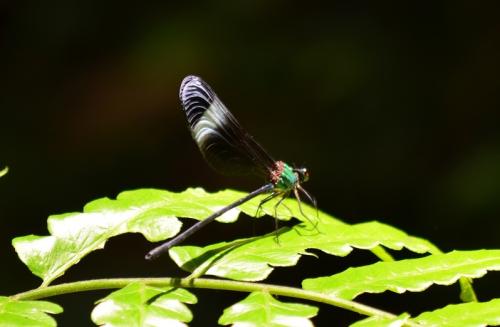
[302,169,309,182]
[295,167,309,183]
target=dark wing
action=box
[179,75,275,180]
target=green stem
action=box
[11,277,421,326]
[371,245,395,262]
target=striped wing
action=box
[179,75,275,179]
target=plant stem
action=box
[371,245,395,261]
[11,277,421,326]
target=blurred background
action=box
[1,1,499,325]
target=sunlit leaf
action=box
[12,188,259,286]
[169,219,438,281]
[349,313,411,327]
[0,296,62,327]
[218,292,317,327]
[414,298,500,327]
[11,188,437,286]
[302,250,500,300]
[91,282,197,327]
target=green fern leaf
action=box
[11,188,438,286]
[302,250,500,300]
[349,313,411,327]
[169,219,438,281]
[414,298,500,327]
[218,292,317,327]
[11,188,263,286]
[91,282,197,327]
[0,296,62,327]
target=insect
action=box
[146,75,315,260]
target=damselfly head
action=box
[294,167,309,183]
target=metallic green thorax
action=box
[274,162,298,191]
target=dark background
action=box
[1,1,499,326]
